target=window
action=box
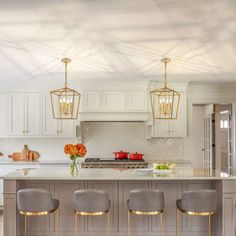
[220,119,228,128]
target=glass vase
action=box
[70,158,79,176]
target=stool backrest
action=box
[73,189,110,212]
[182,189,217,213]
[17,189,55,212]
[128,189,164,212]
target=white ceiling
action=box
[0,0,235,85]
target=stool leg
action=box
[56,209,59,236]
[107,212,110,236]
[24,215,27,236]
[128,211,131,236]
[176,208,178,236]
[208,215,211,236]
[160,213,163,236]
[75,213,78,236]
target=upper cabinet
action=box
[81,90,147,113]
[82,91,101,112]
[8,93,41,136]
[42,94,75,137]
[0,94,7,136]
[0,93,75,138]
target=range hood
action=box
[78,112,151,122]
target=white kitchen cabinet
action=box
[128,90,146,112]
[0,94,7,136]
[102,91,126,112]
[81,90,147,113]
[42,94,75,137]
[8,93,41,136]
[150,91,186,137]
[25,93,41,136]
[82,91,101,112]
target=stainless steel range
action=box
[81,158,148,169]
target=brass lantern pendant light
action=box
[50,58,81,119]
[150,58,180,119]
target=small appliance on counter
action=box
[8,144,40,162]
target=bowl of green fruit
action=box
[153,163,176,174]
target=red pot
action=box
[129,152,144,160]
[113,150,129,159]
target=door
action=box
[203,114,213,170]
[8,93,25,136]
[25,93,41,136]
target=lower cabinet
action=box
[55,181,85,233]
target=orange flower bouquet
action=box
[64,143,87,175]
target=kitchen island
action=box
[3,168,236,236]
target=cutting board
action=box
[8,145,40,162]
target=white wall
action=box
[0,138,76,162]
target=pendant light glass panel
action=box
[50,58,81,119]
[150,58,180,119]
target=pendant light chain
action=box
[65,61,68,88]
[164,61,167,88]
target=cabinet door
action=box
[25,93,41,136]
[118,181,149,232]
[55,181,85,233]
[82,91,101,112]
[102,91,126,112]
[0,94,7,136]
[42,94,58,136]
[151,181,182,233]
[87,181,118,232]
[169,91,186,137]
[182,181,212,233]
[128,90,146,112]
[222,194,236,236]
[8,93,25,136]
[58,120,75,137]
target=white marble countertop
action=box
[3,167,236,180]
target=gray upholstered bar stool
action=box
[73,189,110,236]
[17,189,60,236]
[176,189,217,236]
[127,189,165,236]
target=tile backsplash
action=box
[81,122,186,160]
